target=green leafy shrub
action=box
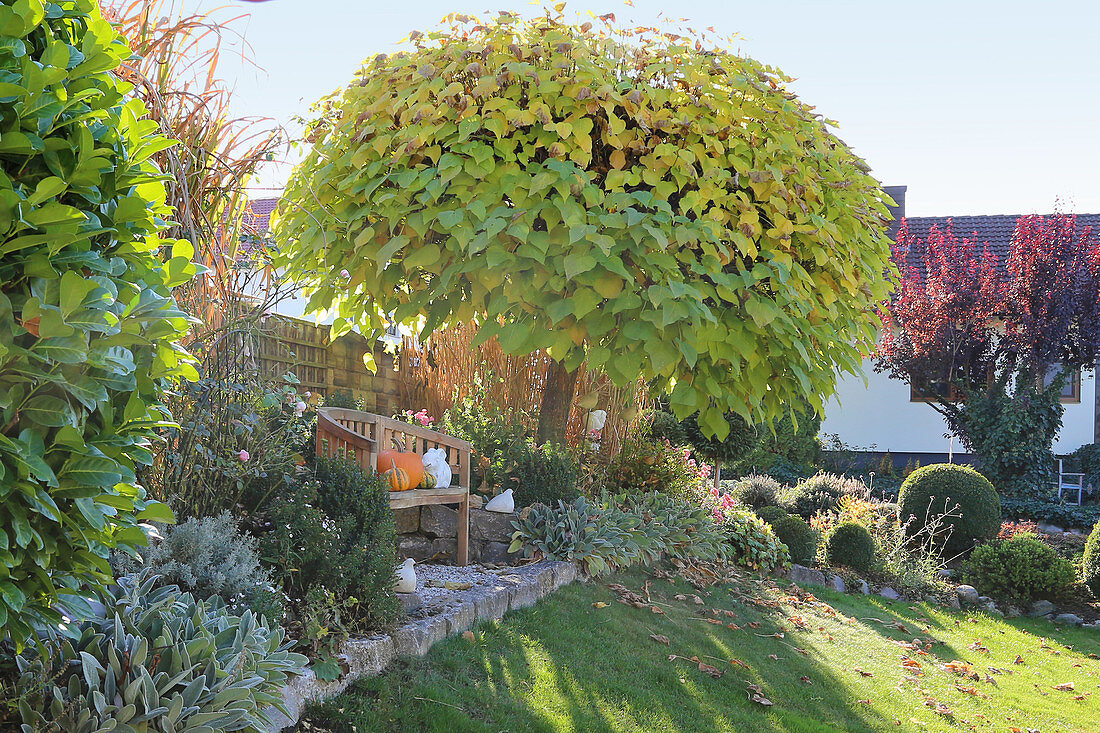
[509,493,734,576]
[603,433,708,501]
[0,0,193,641]
[157,372,315,519]
[1000,498,1100,529]
[324,390,361,409]
[754,505,788,524]
[965,535,1076,603]
[647,409,689,447]
[14,573,306,732]
[112,512,282,620]
[719,510,790,574]
[509,496,644,577]
[761,457,815,488]
[899,464,1001,555]
[824,522,876,573]
[731,474,782,510]
[617,492,730,564]
[768,513,819,566]
[443,395,579,505]
[257,456,400,644]
[1083,521,1100,598]
[782,473,866,519]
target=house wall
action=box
[820,360,1096,456]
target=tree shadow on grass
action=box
[300,571,907,733]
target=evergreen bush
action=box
[824,521,876,573]
[1083,521,1100,598]
[965,535,1076,603]
[899,464,1001,555]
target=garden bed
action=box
[265,560,577,732]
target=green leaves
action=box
[0,0,192,645]
[275,11,895,439]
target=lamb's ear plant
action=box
[14,573,307,733]
[0,0,195,643]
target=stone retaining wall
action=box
[265,560,577,732]
[395,505,521,564]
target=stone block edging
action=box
[265,560,577,731]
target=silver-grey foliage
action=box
[15,573,307,732]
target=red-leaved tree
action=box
[876,215,1100,494]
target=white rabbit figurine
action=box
[421,448,452,489]
[485,488,515,513]
[394,558,417,594]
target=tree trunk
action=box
[536,360,580,445]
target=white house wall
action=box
[820,360,1096,455]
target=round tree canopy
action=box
[273,10,895,438]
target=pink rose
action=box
[238,450,250,462]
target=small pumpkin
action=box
[384,465,414,492]
[419,471,437,489]
[377,448,424,488]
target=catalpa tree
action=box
[274,9,896,442]
[877,215,1100,493]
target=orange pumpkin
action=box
[383,466,414,492]
[376,449,424,488]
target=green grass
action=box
[298,568,1100,732]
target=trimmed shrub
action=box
[0,0,191,641]
[1084,521,1100,598]
[731,474,782,510]
[824,522,876,573]
[782,473,866,518]
[965,535,1076,604]
[648,409,689,446]
[755,505,788,525]
[721,509,791,574]
[491,440,580,507]
[112,512,282,620]
[769,513,819,566]
[899,464,1001,555]
[15,574,306,732]
[258,456,400,641]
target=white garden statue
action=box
[585,409,607,434]
[484,488,515,513]
[394,558,417,594]
[421,447,452,488]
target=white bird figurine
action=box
[394,558,417,594]
[484,488,515,514]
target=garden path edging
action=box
[265,560,577,732]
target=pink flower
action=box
[340,269,350,280]
[294,401,307,413]
[238,450,250,462]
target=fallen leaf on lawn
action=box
[747,621,761,629]
[592,602,609,609]
[729,658,750,669]
[1053,682,1075,692]
[854,668,873,677]
[698,661,724,678]
[1013,655,1025,665]
[726,623,741,630]
[794,647,810,656]
[799,676,812,684]
[462,631,475,642]
[1072,693,1091,701]
[650,634,670,645]
[967,640,989,653]
[747,684,774,706]
[692,595,704,605]
[443,581,473,590]
[650,606,664,614]
[673,594,687,601]
[705,618,721,625]
[767,654,779,661]
[857,699,871,705]
[901,659,921,670]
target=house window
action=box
[910,379,957,403]
[1042,365,1081,404]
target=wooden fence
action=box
[256,316,402,416]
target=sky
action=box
[187,0,1100,217]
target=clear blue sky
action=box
[193,0,1100,216]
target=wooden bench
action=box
[315,407,472,565]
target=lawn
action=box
[296,567,1100,733]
